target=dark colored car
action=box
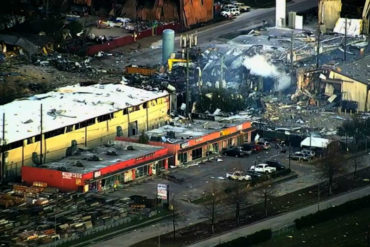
[222,147,245,157]
[240,143,254,154]
[265,161,286,170]
[246,170,263,179]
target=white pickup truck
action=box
[226,171,251,181]
[249,164,276,174]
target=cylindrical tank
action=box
[162,29,175,64]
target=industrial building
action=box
[0,83,170,179]
[21,141,170,192]
[325,55,370,112]
[118,116,253,166]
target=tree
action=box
[319,141,344,195]
[257,184,274,217]
[226,181,250,226]
[138,131,149,144]
[203,182,223,234]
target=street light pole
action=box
[288,135,291,169]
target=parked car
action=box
[222,146,246,157]
[246,170,264,180]
[256,141,271,150]
[226,171,251,181]
[221,8,240,18]
[233,2,250,12]
[301,149,315,158]
[240,143,254,155]
[265,161,286,171]
[230,8,240,15]
[250,164,276,174]
[289,152,310,161]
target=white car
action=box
[221,8,240,18]
[301,149,315,158]
[250,164,276,174]
[226,171,251,181]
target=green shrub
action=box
[295,195,370,229]
[216,229,272,247]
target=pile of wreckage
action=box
[0,183,160,246]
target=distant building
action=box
[122,0,214,28]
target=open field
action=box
[256,207,370,247]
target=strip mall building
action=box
[22,141,170,192]
[117,116,254,166]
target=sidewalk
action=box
[187,185,370,247]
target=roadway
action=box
[115,0,318,67]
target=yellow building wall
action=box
[329,72,369,112]
[2,96,169,176]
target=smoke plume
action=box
[242,55,290,91]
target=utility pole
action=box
[1,113,5,184]
[344,17,348,62]
[180,33,197,118]
[220,55,224,88]
[290,31,294,89]
[40,104,43,165]
[186,46,190,117]
[316,28,321,69]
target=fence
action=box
[41,214,140,247]
[86,23,183,56]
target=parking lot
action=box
[111,145,321,202]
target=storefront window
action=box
[178,152,187,163]
[136,165,149,178]
[212,143,219,152]
[192,148,202,160]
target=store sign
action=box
[136,153,154,161]
[237,124,243,131]
[195,138,203,143]
[220,129,231,136]
[94,171,101,178]
[157,184,168,200]
[62,172,82,180]
[180,142,189,149]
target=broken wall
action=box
[319,0,342,30]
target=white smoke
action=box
[242,55,291,91]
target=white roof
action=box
[300,137,330,149]
[0,83,168,144]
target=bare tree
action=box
[226,181,250,226]
[170,195,177,240]
[203,181,223,234]
[319,141,344,195]
[257,184,274,217]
